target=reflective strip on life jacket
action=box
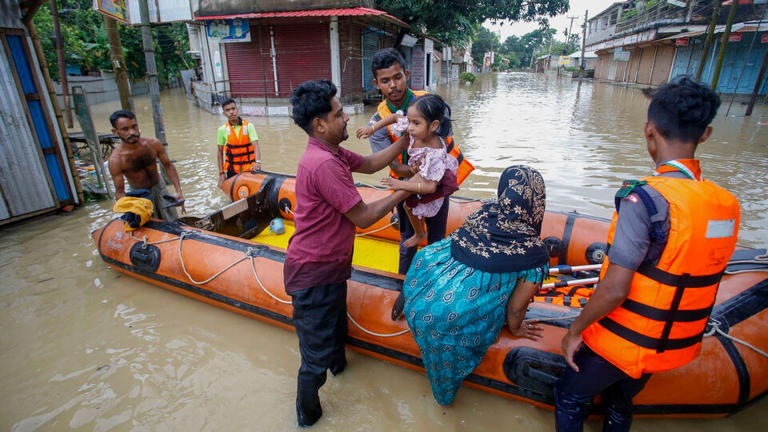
[377,91,474,184]
[582,176,739,378]
[222,119,255,173]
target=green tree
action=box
[471,25,500,65]
[499,26,557,68]
[33,0,191,85]
[375,0,569,45]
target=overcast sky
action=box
[485,0,621,41]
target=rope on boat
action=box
[178,231,254,285]
[704,320,768,359]
[283,204,397,238]
[248,256,292,305]
[346,312,410,337]
[355,221,397,237]
[724,253,768,275]
[129,232,182,245]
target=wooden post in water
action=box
[50,0,73,128]
[711,0,739,90]
[138,0,166,146]
[579,10,588,78]
[696,0,721,82]
[104,15,134,112]
[745,46,768,117]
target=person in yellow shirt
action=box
[217,98,261,186]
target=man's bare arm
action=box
[561,263,634,371]
[344,190,410,228]
[355,135,409,174]
[151,139,186,212]
[107,156,126,200]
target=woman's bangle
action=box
[219,171,225,175]
[255,160,261,164]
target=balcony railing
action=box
[615,1,689,35]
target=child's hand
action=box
[356,126,374,139]
[380,177,402,190]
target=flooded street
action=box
[1,73,767,431]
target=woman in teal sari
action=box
[403,165,550,406]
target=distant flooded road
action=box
[1,73,766,431]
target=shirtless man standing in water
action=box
[107,110,185,220]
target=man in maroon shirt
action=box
[286,79,411,427]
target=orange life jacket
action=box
[582,174,740,378]
[222,119,255,173]
[376,91,474,184]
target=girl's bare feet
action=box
[404,232,426,248]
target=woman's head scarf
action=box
[450,165,549,273]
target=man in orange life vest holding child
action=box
[359,48,474,274]
[555,76,740,431]
[217,98,262,186]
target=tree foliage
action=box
[375,0,569,45]
[498,27,558,68]
[33,0,191,85]
[471,25,500,65]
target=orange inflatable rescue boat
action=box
[92,171,768,417]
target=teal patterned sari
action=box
[403,166,549,406]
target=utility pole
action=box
[50,0,73,128]
[579,10,588,78]
[138,0,166,146]
[103,15,133,112]
[696,0,721,82]
[711,0,738,90]
[567,16,578,51]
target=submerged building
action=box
[585,0,768,94]
[1,0,81,225]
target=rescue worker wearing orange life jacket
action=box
[217,98,261,186]
[555,77,739,432]
[360,48,474,274]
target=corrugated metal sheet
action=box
[650,45,675,86]
[274,22,330,98]
[7,34,71,202]
[0,0,23,29]
[339,20,363,99]
[0,39,56,220]
[195,7,408,27]
[670,33,768,94]
[361,29,379,91]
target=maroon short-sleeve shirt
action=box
[283,137,364,293]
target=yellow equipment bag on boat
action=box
[113,197,154,232]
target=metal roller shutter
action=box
[226,25,273,98]
[273,22,330,97]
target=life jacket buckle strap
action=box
[637,262,724,288]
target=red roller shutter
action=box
[273,22,331,97]
[226,25,274,98]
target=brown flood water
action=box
[1,73,767,431]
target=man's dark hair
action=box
[647,76,720,143]
[109,110,136,128]
[221,97,236,107]
[371,47,406,78]
[290,79,337,135]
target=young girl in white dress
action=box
[381,94,458,248]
